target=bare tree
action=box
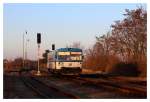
[84,7,147,76]
[111,8,147,62]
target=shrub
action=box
[110,62,141,76]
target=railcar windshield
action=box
[57,51,82,61]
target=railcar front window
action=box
[58,55,82,61]
[70,55,82,61]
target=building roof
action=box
[57,48,82,52]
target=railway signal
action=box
[52,44,56,70]
[37,33,41,44]
[52,44,55,50]
[36,33,41,76]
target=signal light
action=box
[37,33,41,44]
[52,44,55,50]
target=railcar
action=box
[47,48,83,74]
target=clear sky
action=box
[3,3,146,60]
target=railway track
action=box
[73,77,146,98]
[20,70,146,98]
[107,76,147,86]
[58,74,146,98]
[21,76,79,99]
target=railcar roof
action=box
[57,48,82,52]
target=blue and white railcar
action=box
[47,48,83,74]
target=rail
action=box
[21,76,80,98]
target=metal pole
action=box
[54,50,57,71]
[55,50,56,70]
[26,39,30,68]
[37,44,41,75]
[38,44,40,72]
[47,53,49,68]
[23,33,24,69]
[25,31,27,68]
[25,38,27,68]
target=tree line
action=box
[83,7,147,77]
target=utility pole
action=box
[22,31,27,69]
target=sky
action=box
[3,3,146,60]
